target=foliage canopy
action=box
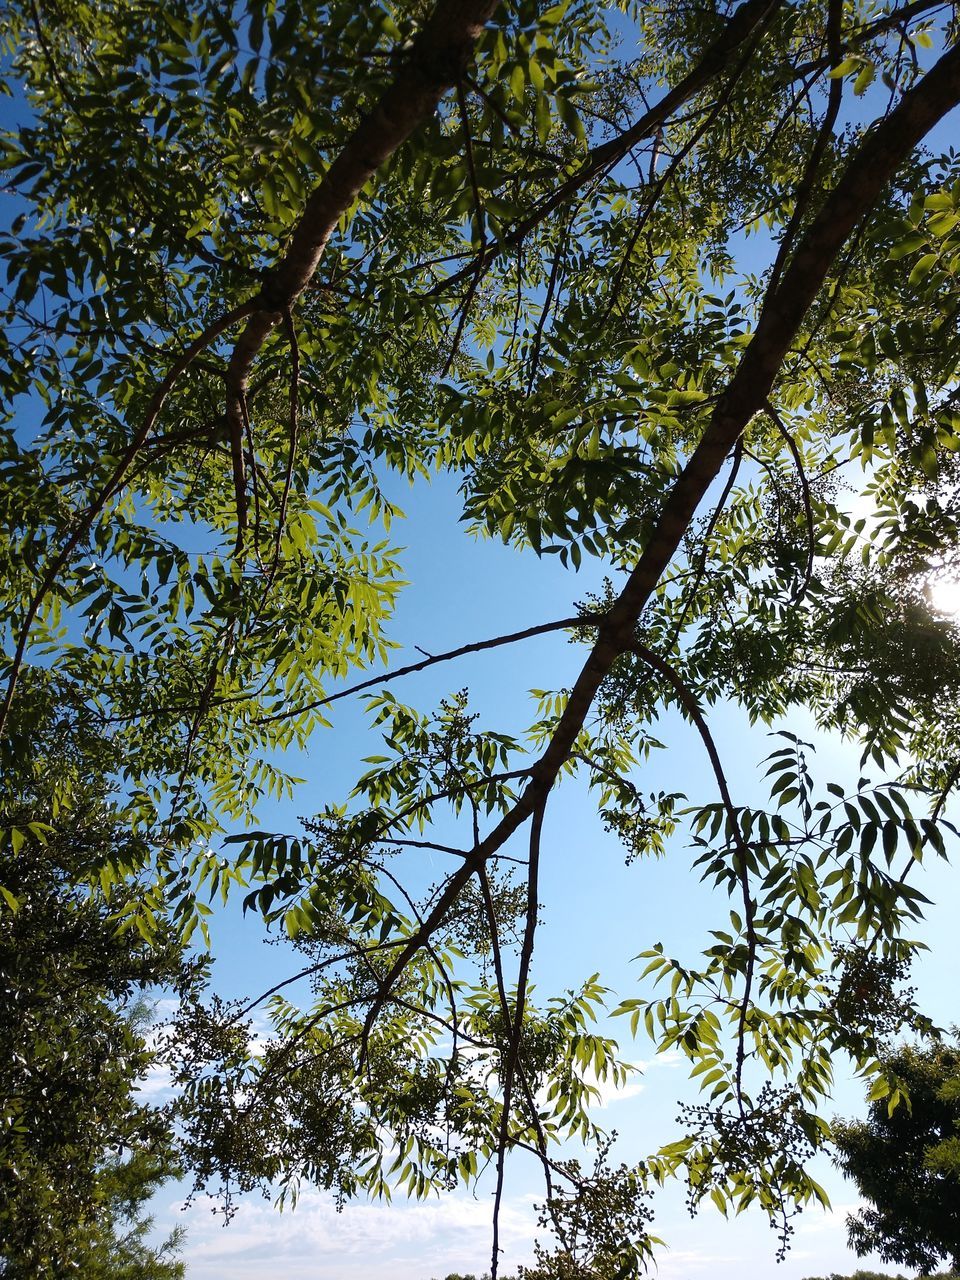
[0,696,194,1274]
[2,0,960,1273]
[833,1038,960,1275]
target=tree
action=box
[802,1272,912,1280]
[428,1274,517,1280]
[832,1038,960,1276]
[802,1273,957,1280]
[2,0,960,1273]
[1,1146,188,1280]
[0,683,196,1274]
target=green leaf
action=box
[908,252,939,285]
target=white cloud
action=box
[582,1047,682,1109]
[794,1200,864,1236]
[588,1074,646,1109]
[170,1189,538,1280]
[646,1050,683,1070]
[651,1247,746,1277]
[135,1058,174,1098]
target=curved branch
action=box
[603,16,769,327]
[0,300,258,735]
[629,641,756,1111]
[492,795,545,1280]
[663,436,745,653]
[526,209,573,393]
[433,0,785,297]
[441,78,488,378]
[932,760,960,823]
[231,937,408,1023]
[764,400,816,602]
[476,853,556,1201]
[263,307,302,597]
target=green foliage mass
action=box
[802,1271,912,1280]
[802,1272,959,1279]
[833,1039,960,1275]
[0,685,196,1274]
[1,1147,187,1280]
[1,0,960,1274]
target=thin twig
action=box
[932,761,960,823]
[239,389,262,565]
[491,795,545,1280]
[664,438,745,654]
[603,30,763,327]
[265,307,302,595]
[256,613,604,726]
[465,72,521,136]
[763,400,815,602]
[432,0,785,297]
[231,937,407,1023]
[442,80,489,380]
[767,0,844,295]
[476,854,557,1208]
[0,301,257,736]
[527,213,571,394]
[630,642,757,1114]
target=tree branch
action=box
[256,613,604,725]
[491,795,545,1280]
[766,0,844,295]
[355,33,960,1042]
[0,300,257,736]
[222,0,501,465]
[629,641,756,1113]
[433,0,785,296]
[763,400,816,602]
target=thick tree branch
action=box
[223,0,501,453]
[362,34,960,1030]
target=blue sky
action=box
[2,10,958,1278]
[145,466,960,1280]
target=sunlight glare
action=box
[928,574,960,618]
